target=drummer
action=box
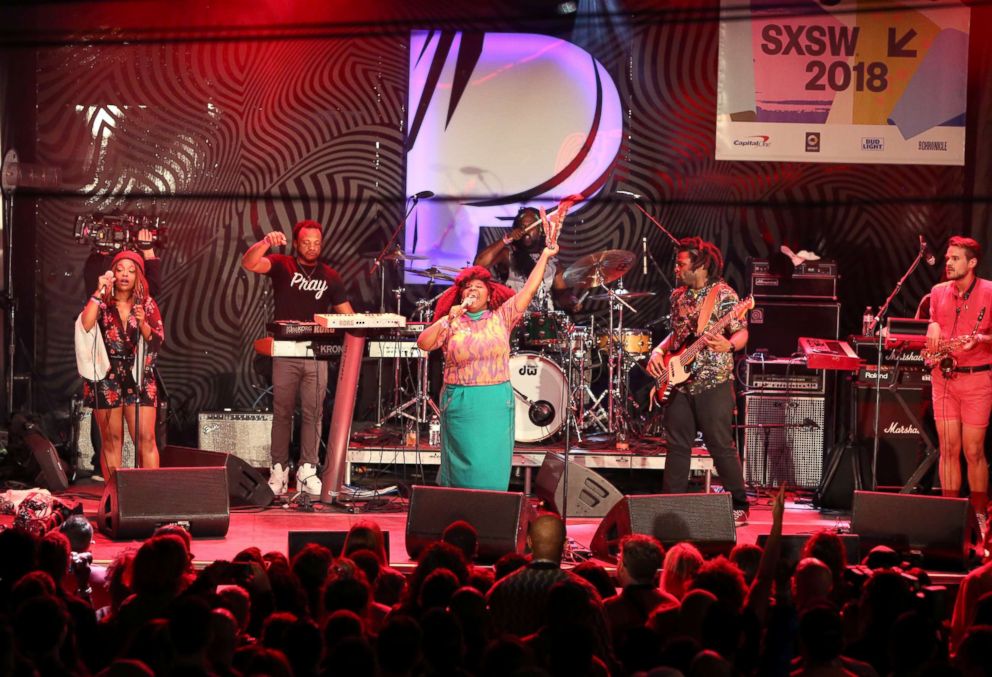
[475,207,582,314]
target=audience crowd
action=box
[2,491,992,676]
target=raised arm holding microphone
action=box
[77,250,164,478]
[418,211,563,490]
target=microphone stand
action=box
[627,199,680,248]
[368,196,423,275]
[866,247,926,490]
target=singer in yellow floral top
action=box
[417,213,563,490]
[78,250,164,477]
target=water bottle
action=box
[862,306,874,336]
[428,415,441,446]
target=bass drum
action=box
[509,352,566,443]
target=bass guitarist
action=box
[645,237,751,526]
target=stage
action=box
[55,478,967,589]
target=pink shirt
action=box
[929,278,992,368]
[435,296,525,386]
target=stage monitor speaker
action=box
[97,467,230,540]
[855,385,934,489]
[814,444,867,510]
[756,533,861,570]
[160,445,274,508]
[22,427,70,492]
[747,301,839,359]
[288,530,392,561]
[405,486,532,564]
[590,493,736,562]
[198,411,274,468]
[534,452,624,518]
[851,491,973,568]
[743,395,825,489]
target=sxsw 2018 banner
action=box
[716,0,969,165]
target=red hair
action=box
[434,266,514,318]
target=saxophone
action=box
[921,334,979,370]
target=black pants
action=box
[663,380,749,509]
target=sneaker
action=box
[268,463,289,495]
[733,508,750,527]
[296,463,322,497]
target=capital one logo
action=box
[405,31,623,275]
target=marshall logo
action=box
[518,364,539,376]
[884,422,920,435]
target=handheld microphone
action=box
[617,189,641,199]
[410,190,435,200]
[642,237,648,275]
[919,235,936,266]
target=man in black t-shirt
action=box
[242,220,354,497]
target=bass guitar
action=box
[652,296,755,403]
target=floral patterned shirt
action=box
[669,281,746,394]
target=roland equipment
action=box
[798,337,861,371]
[314,312,406,329]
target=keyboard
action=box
[266,321,339,340]
[253,337,342,359]
[798,337,861,371]
[314,313,406,329]
[368,340,425,359]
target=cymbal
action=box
[588,290,656,301]
[407,266,455,281]
[563,249,636,289]
[361,248,428,262]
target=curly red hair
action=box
[434,266,515,318]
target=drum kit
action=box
[364,245,663,445]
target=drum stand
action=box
[601,280,638,442]
[376,297,441,434]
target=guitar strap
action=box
[695,282,724,335]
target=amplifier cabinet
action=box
[745,358,825,394]
[744,395,825,489]
[198,411,274,468]
[747,302,840,359]
[854,383,934,489]
[749,259,838,300]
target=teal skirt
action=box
[438,382,514,491]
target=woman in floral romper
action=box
[79,250,164,477]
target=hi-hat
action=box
[407,266,455,281]
[563,249,636,289]
[361,247,427,262]
[588,290,656,301]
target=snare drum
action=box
[509,352,566,443]
[519,311,568,350]
[569,326,593,354]
[596,328,652,354]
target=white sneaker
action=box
[296,463,322,497]
[268,463,289,495]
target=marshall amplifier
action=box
[749,259,838,300]
[853,338,926,368]
[198,411,274,468]
[855,380,934,489]
[745,357,825,395]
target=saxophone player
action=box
[925,236,992,541]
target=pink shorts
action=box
[931,368,992,427]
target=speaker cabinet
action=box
[757,533,861,570]
[851,491,973,568]
[534,453,624,518]
[23,428,70,492]
[747,302,839,358]
[97,467,230,540]
[855,385,934,489]
[159,445,274,507]
[744,395,825,489]
[198,411,274,468]
[815,444,867,510]
[590,493,736,562]
[405,486,532,563]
